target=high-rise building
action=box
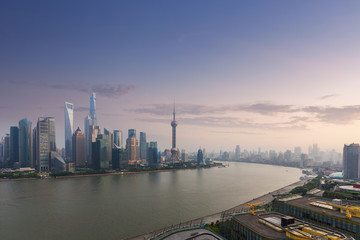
[113,130,122,148]
[19,118,32,168]
[128,129,136,138]
[197,148,203,165]
[171,103,179,162]
[284,150,292,161]
[64,102,74,160]
[72,128,85,166]
[235,145,240,160]
[48,117,56,152]
[92,134,110,170]
[87,125,100,167]
[343,144,360,179]
[3,134,10,166]
[0,140,4,166]
[112,147,128,169]
[84,115,91,163]
[32,127,37,168]
[294,147,302,156]
[140,132,147,160]
[36,117,56,172]
[181,149,188,162]
[89,92,97,125]
[104,128,113,165]
[147,141,158,166]
[49,151,66,172]
[10,126,19,166]
[126,136,139,163]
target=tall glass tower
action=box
[19,118,32,168]
[64,102,74,160]
[89,92,97,125]
[140,132,147,160]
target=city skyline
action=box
[2,1,360,152]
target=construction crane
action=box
[325,202,360,219]
[311,200,360,219]
[247,202,265,216]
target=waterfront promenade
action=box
[128,179,307,240]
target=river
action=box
[0,162,302,240]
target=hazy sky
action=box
[1,1,360,153]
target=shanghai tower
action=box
[89,92,97,126]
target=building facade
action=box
[19,118,32,168]
[344,143,360,179]
[92,134,110,170]
[72,128,85,166]
[126,136,139,163]
[36,117,56,172]
[113,130,122,148]
[64,102,74,160]
[10,126,19,166]
[140,132,147,160]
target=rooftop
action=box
[232,213,288,239]
[233,212,349,239]
[284,197,360,224]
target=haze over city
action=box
[2,1,360,152]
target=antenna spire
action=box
[173,100,176,121]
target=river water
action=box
[0,162,302,240]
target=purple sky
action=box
[1,1,360,152]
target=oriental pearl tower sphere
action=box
[171,103,180,162]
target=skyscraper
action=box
[10,126,19,166]
[128,129,136,138]
[3,134,10,166]
[84,114,91,163]
[140,132,147,160]
[89,92,97,125]
[19,118,32,168]
[343,144,360,179]
[113,130,122,148]
[171,103,179,162]
[72,128,85,166]
[126,135,139,164]
[92,134,110,170]
[147,141,158,167]
[197,148,204,165]
[235,145,240,161]
[64,102,74,160]
[36,117,56,172]
[87,125,101,167]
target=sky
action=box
[1,0,360,153]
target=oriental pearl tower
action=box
[171,103,180,162]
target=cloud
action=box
[235,103,298,115]
[13,80,137,98]
[319,94,339,100]
[135,116,308,131]
[49,83,137,97]
[210,130,261,135]
[131,102,298,116]
[303,105,360,123]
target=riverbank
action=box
[127,178,307,240]
[0,164,221,181]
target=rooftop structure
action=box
[273,196,360,239]
[232,212,350,240]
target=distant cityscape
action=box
[0,92,346,174]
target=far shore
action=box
[0,161,305,182]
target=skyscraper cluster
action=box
[0,93,190,172]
